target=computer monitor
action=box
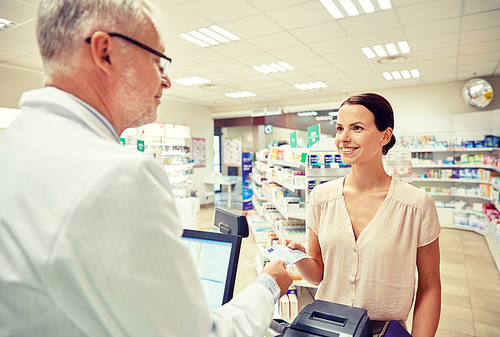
[181,229,242,309]
[214,206,249,238]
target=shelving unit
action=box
[248,140,351,289]
[409,145,500,272]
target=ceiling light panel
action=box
[320,0,393,20]
[294,81,328,90]
[172,76,211,86]
[252,61,295,74]
[180,26,240,48]
[383,69,420,80]
[297,111,318,117]
[361,41,411,59]
[225,91,256,98]
[0,18,16,32]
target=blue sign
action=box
[242,152,253,211]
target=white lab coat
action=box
[0,87,275,337]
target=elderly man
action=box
[0,0,292,336]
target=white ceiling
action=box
[1,0,499,108]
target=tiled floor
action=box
[196,205,500,336]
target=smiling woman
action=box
[279,93,442,337]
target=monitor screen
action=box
[181,229,242,309]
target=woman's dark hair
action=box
[340,93,396,155]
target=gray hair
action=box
[36,0,159,70]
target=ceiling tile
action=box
[290,56,330,70]
[5,55,43,70]
[404,18,460,40]
[211,41,262,58]
[0,25,37,47]
[247,31,301,51]
[308,37,359,55]
[288,21,347,44]
[396,0,461,25]
[458,51,500,65]
[416,57,458,68]
[157,4,213,34]
[392,0,434,8]
[265,2,333,30]
[463,0,500,15]
[183,0,260,23]
[221,14,284,40]
[322,49,366,65]
[268,45,317,61]
[0,36,38,54]
[459,40,500,56]
[412,46,458,61]
[0,50,18,62]
[0,0,38,24]
[248,0,314,12]
[462,10,500,31]
[233,52,278,66]
[409,34,459,52]
[181,48,226,64]
[338,10,400,35]
[334,59,376,72]
[351,28,407,47]
[460,27,500,45]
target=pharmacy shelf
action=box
[269,177,306,192]
[413,178,491,184]
[429,192,491,202]
[413,163,498,170]
[268,159,305,168]
[266,196,306,220]
[409,147,500,153]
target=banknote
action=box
[264,244,312,267]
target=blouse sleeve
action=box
[418,192,442,247]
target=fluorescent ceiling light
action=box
[252,66,270,74]
[382,72,393,80]
[261,64,279,73]
[180,26,239,48]
[253,61,295,74]
[278,61,295,71]
[320,0,344,19]
[328,111,339,116]
[297,111,318,117]
[0,18,12,25]
[401,70,411,79]
[358,0,375,13]
[411,69,420,78]
[269,63,287,72]
[294,81,327,90]
[373,45,387,57]
[385,43,398,55]
[378,0,392,10]
[225,91,255,98]
[172,76,211,86]
[199,28,229,43]
[316,115,333,121]
[398,41,410,54]
[179,33,209,47]
[210,25,240,41]
[339,0,359,16]
[362,47,376,58]
[188,30,219,46]
[391,71,402,79]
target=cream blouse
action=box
[308,176,441,321]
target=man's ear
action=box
[381,127,393,146]
[88,32,116,76]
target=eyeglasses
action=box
[86,32,171,76]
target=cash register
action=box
[268,300,372,337]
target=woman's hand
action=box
[277,238,306,254]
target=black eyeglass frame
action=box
[85,32,171,75]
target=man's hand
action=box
[261,260,293,298]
